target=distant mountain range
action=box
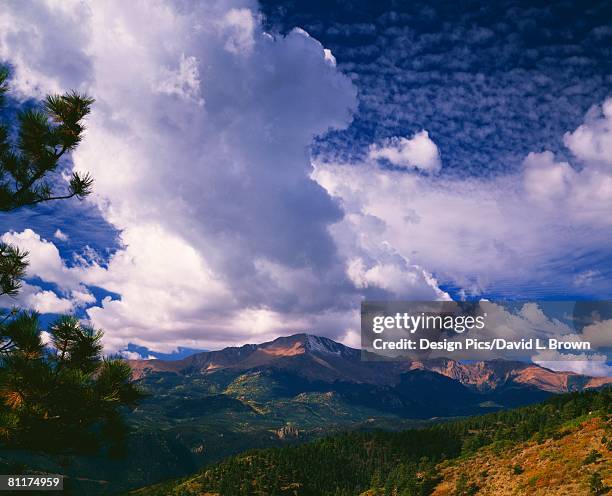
[129,333,611,396]
[124,337,611,495]
[7,334,609,496]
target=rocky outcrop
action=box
[275,424,299,440]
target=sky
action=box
[0,0,611,366]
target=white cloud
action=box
[119,350,142,360]
[2,0,611,373]
[315,162,535,294]
[523,151,575,202]
[13,283,74,314]
[580,319,612,349]
[315,97,612,298]
[155,54,204,105]
[0,0,365,351]
[533,350,612,377]
[368,130,442,172]
[0,0,92,97]
[1,230,89,293]
[221,8,257,55]
[0,230,96,313]
[82,224,236,351]
[119,350,156,360]
[564,98,612,166]
[53,229,69,241]
[323,48,337,66]
[346,257,449,299]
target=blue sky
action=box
[261,0,612,174]
[0,0,611,366]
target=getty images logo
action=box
[371,311,487,334]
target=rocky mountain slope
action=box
[129,333,611,394]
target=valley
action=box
[127,388,611,495]
[1,333,610,495]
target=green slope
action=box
[128,388,611,496]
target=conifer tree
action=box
[0,67,93,212]
[0,67,141,454]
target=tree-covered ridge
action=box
[431,416,610,496]
[130,388,611,496]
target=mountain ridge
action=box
[128,333,611,394]
[126,388,612,496]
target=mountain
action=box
[123,333,611,469]
[129,334,380,383]
[410,357,609,393]
[127,388,611,495]
[119,333,610,490]
[8,335,609,495]
[129,333,611,394]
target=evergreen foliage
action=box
[0,68,142,455]
[135,388,610,495]
[0,66,93,212]
[589,471,607,496]
[0,314,142,454]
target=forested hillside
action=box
[130,388,611,495]
[431,416,610,495]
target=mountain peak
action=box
[128,333,612,394]
[304,334,348,355]
[260,333,351,357]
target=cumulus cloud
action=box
[523,151,575,202]
[0,1,92,96]
[1,229,93,291]
[521,99,612,224]
[533,351,612,377]
[1,0,611,375]
[0,0,382,351]
[564,98,612,166]
[580,319,612,349]
[0,230,95,313]
[368,130,442,172]
[14,283,74,314]
[221,8,257,55]
[315,97,612,301]
[119,350,157,360]
[316,162,524,294]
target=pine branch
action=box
[0,68,94,212]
